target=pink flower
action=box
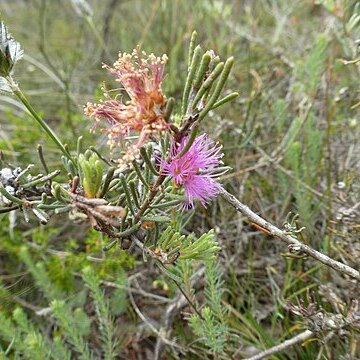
[160,134,224,209]
[84,49,168,164]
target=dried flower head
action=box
[0,22,23,93]
[84,49,168,164]
[160,134,224,209]
[0,23,23,78]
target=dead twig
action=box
[127,278,185,353]
[220,188,360,281]
[244,300,360,360]
[243,330,314,360]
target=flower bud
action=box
[78,153,103,198]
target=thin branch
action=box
[154,267,206,360]
[243,300,360,360]
[220,188,360,281]
[154,293,188,360]
[127,278,184,352]
[26,241,105,263]
[243,330,314,360]
[0,205,20,213]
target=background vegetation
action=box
[0,0,359,359]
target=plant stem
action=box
[243,330,314,360]
[172,279,203,320]
[220,188,360,281]
[7,76,74,164]
[134,174,166,222]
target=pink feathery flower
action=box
[160,134,224,209]
[84,49,168,164]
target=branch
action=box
[243,300,359,359]
[243,330,314,360]
[154,267,206,360]
[154,293,188,360]
[127,277,184,353]
[220,188,360,281]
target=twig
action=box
[220,188,360,281]
[154,267,206,359]
[154,293,188,360]
[26,241,105,263]
[127,278,184,352]
[172,279,203,320]
[130,235,207,358]
[0,205,20,213]
[133,174,166,222]
[243,300,360,359]
[243,330,314,360]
